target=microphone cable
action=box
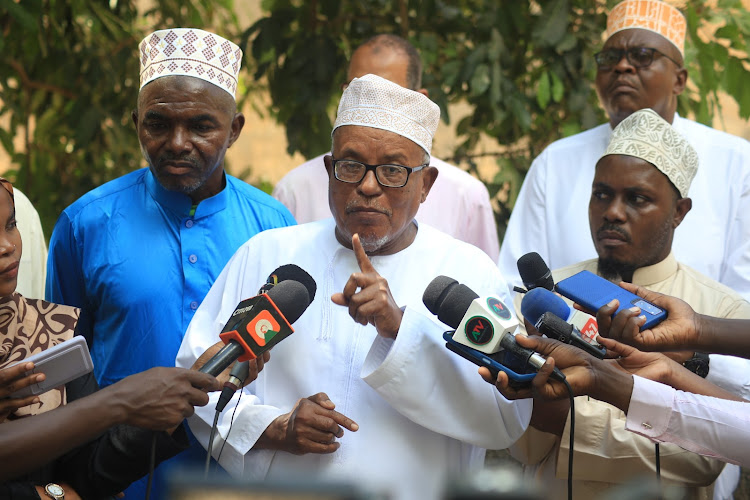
[144,432,157,500]
[562,377,575,500]
[203,383,245,477]
[655,443,661,487]
[216,389,243,465]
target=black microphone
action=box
[423,276,564,382]
[517,252,555,292]
[535,312,607,359]
[215,361,250,413]
[199,279,311,377]
[259,263,317,302]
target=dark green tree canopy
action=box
[1,0,748,238]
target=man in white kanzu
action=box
[176,74,531,500]
[498,0,750,300]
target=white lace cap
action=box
[601,108,698,197]
[139,28,242,99]
[333,74,440,155]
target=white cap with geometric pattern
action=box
[600,108,698,197]
[139,28,242,99]
[333,74,440,155]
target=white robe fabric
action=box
[176,219,531,500]
[498,115,750,301]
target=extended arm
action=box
[0,367,218,482]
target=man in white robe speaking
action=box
[176,74,531,500]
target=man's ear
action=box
[673,197,692,228]
[673,67,688,96]
[131,109,139,129]
[323,155,334,178]
[417,88,429,97]
[420,166,439,203]
[227,113,245,147]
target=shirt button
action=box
[190,301,199,310]
[641,422,653,429]
[185,219,194,228]
[189,254,197,264]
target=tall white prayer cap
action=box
[333,74,440,155]
[600,108,698,197]
[139,28,242,99]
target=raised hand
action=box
[258,392,359,455]
[331,233,403,339]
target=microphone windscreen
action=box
[436,283,479,329]
[266,280,311,324]
[422,276,458,315]
[262,264,317,303]
[520,287,570,325]
[517,252,554,291]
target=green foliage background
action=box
[1,0,749,240]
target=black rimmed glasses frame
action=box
[594,47,682,70]
[330,158,429,188]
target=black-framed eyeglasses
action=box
[594,47,681,70]
[331,158,428,188]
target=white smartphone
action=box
[7,336,94,398]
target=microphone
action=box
[259,263,317,302]
[215,361,250,413]
[423,276,564,381]
[521,287,600,344]
[517,252,554,292]
[199,279,311,377]
[534,312,606,359]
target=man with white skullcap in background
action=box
[498,2,750,497]
[506,108,750,500]
[46,28,295,499]
[499,0,750,301]
[177,74,531,500]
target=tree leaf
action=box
[537,71,551,109]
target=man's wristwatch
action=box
[683,352,710,378]
[44,483,65,500]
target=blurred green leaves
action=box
[248,0,750,238]
[0,0,238,234]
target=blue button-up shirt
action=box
[46,168,296,387]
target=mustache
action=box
[344,200,392,217]
[596,223,631,243]
[156,154,199,168]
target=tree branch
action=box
[6,59,76,100]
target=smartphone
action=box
[7,336,94,398]
[443,331,536,388]
[555,270,666,330]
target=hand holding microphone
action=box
[199,264,316,378]
[521,288,606,359]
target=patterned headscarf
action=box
[0,177,80,418]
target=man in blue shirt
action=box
[45,28,295,499]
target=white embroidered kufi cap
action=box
[601,108,698,197]
[333,74,440,155]
[139,28,242,99]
